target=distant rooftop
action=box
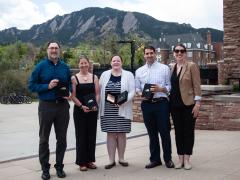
[156,33,208,50]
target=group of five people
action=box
[28,41,201,180]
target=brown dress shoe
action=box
[41,171,50,180]
[56,169,66,178]
[119,161,129,167]
[165,160,175,168]
[105,162,116,169]
[145,161,162,169]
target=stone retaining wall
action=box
[132,86,240,131]
[196,94,240,130]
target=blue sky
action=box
[0,0,223,31]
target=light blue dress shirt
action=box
[135,60,171,98]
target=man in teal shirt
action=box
[29,41,71,180]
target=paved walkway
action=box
[1,130,240,180]
[0,102,146,162]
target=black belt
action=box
[142,97,168,103]
[41,99,67,104]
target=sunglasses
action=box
[174,49,186,54]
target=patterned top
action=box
[100,74,131,133]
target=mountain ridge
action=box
[0,7,223,46]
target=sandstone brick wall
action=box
[133,96,144,122]
[218,60,229,84]
[195,95,215,129]
[133,94,240,131]
[196,95,240,130]
[222,0,240,82]
[213,100,240,130]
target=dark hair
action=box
[110,54,123,62]
[79,55,90,63]
[144,45,156,54]
[47,40,61,48]
[173,43,187,52]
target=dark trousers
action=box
[141,99,172,163]
[171,105,196,155]
[73,106,98,165]
[38,100,70,171]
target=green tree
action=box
[119,44,131,66]
[92,47,105,64]
[0,42,36,96]
[62,48,74,64]
[35,43,47,64]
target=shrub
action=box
[0,70,33,97]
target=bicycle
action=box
[0,93,32,104]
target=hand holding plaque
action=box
[106,91,128,105]
[116,91,128,105]
[55,81,69,99]
[83,94,98,110]
[106,94,116,104]
[142,83,154,100]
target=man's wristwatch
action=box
[79,104,83,109]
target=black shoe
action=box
[145,161,162,169]
[56,169,66,178]
[119,161,129,167]
[41,171,50,180]
[105,162,116,169]
[165,160,175,168]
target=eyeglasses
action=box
[174,49,186,54]
[48,47,59,50]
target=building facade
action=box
[156,32,223,66]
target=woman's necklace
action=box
[79,73,88,81]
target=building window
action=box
[187,52,193,57]
[197,43,201,48]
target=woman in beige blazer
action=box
[169,44,201,170]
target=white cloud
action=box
[43,2,66,20]
[92,0,223,30]
[0,0,223,30]
[0,0,66,30]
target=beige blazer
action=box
[171,61,201,106]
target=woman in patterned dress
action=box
[99,55,135,169]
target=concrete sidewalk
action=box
[0,102,147,162]
[1,130,240,180]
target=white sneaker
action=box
[175,162,183,169]
[184,161,192,170]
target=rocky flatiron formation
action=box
[0,7,223,46]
